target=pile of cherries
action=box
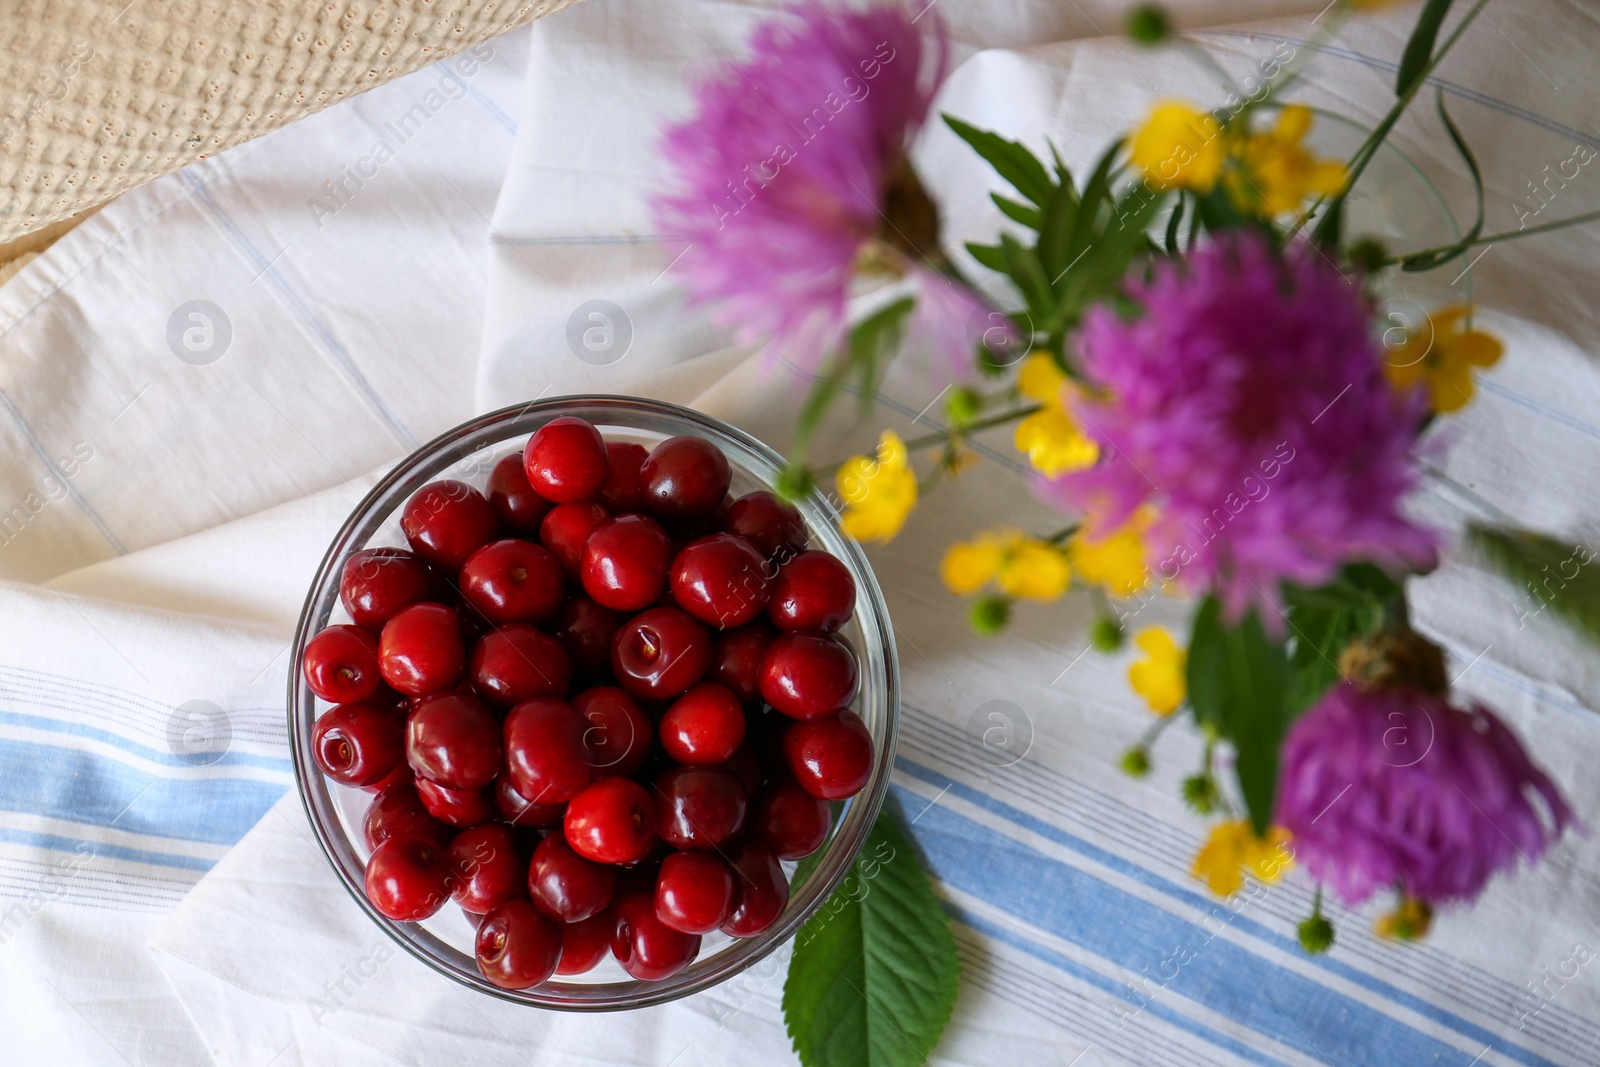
[301,416,873,990]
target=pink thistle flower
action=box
[654,2,982,377]
[1042,231,1436,622]
[1277,684,1578,907]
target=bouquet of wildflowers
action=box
[653,0,1594,1061]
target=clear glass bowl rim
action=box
[288,395,901,1011]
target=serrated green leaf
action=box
[942,115,1054,207]
[999,232,1052,317]
[784,810,960,1067]
[964,241,1005,272]
[1285,604,1352,713]
[1469,523,1600,645]
[990,193,1042,230]
[1396,0,1455,98]
[1065,139,1124,262]
[1185,597,1290,836]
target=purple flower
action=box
[654,2,978,375]
[1277,684,1578,907]
[1043,232,1436,622]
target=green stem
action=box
[1384,206,1600,266]
[812,404,1042,479]
[1311,0,1490,243]
[1044,523,1081,546]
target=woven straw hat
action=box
[0,0,582,252]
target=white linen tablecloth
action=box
[2,1,1600,1065]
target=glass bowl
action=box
[288,396,900,1010]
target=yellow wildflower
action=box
[1013,354,1098,476]
[997,540,1072,600]
[1068,508,1155,598]
[1131,101,1225,191]
[837,430,918,543]
[1383,304,1504,413]
[1191,820,1295,897]
[1374,896,1433,941]
[1228,105,1346,217]
[939,537,1003,595]
[1128,626,1185,715]
[940,529,1071,601]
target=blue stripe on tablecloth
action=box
[943,900,1294,1067]
[901,785,1510,1067]
[0,710,291,773]
[895,760,1559,1067]
[0,828,215,874]
[0,738,287,850]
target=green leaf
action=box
[964,241,1005,272]
[791,298,913,459]
[1185,598,1290,836]
[990,193,1042,230]
[1164,193,1187,254]
[1400,90,1484,272]
[1065,139,1124,264]
[785,810,960,1067]
[1396,0,1456,98]
[1469,523,1600,645]
[1284,604,1353,713]
[942,115,1054,207]
[999,232,1052,317]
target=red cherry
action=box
[659,682,745,765]
[750,777,831,858]
[475,900,563,989]
[610,890,701,981]
[767,550,855,633]
[460,539,565,624]
[504,699,594,804]
[401,480,498,573]
[405,691,503,790]
[303,625,383,704]
[470,624,573,707]
[555,912,614,975]
[448,823,526,913]
[340,549,432,631]
[312,701,403,787]
[719,843,788,937]
[720,491,807,560]
[551,596,627,681]
[379,603,465,696]
[494,775,566,828]
[564,777,657,865]
[611,606,712,701]
[581,515,673,611]
[596,441,650,512]
[573,686,652,776]
[415,777,497,827]
[365,781,454,850]
[488,453,554,537]
[655,851,734,935]
[640,436,731,525]
[524,417,609,504]
[709,620,776,705]
[539,501,610,578]
[652,765,746,850]
[529,833,616,922]
[365,835,453,921]
[669,534,771,628]
[784,709,873,800]
[759,632,858,720]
